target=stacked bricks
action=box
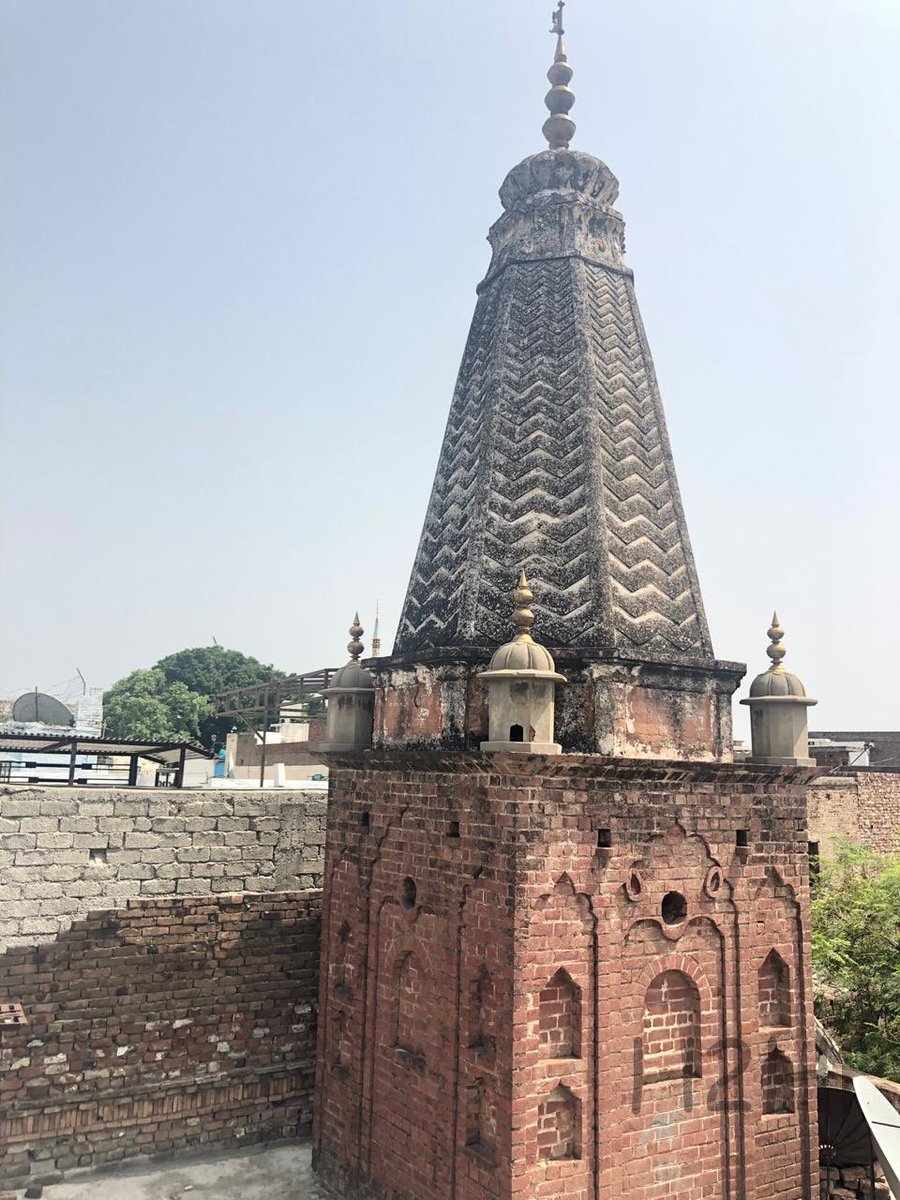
[0,891,322,1191]
[0,786,326,950]
[313,751,818,1200]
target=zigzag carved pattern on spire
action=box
[394,252,712,658]
[395,284,504,649]
[584,264,710,654]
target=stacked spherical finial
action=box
[748,612,809,699]
[486,571,562,676]
[543,2,576,150]
[766,612,786,668]
[512,570,536,640]
[326,611,375,692]
[347,614,364,662]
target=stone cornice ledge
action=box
[319,750,820,787]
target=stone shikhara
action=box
[395,148,711,663]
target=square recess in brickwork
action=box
[595,827,612,851]
[0,1003,28,1029]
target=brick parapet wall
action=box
[808,771,900,857]
[0,890,322,1191]
[0,786,326,951]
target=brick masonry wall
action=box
[808,771,900,857]
[0,787,326,951]
[314,752,818,1200]
[0,890,322,1191]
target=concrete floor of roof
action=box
[35,1142,338,1200]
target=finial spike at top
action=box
[766,611,786,670]
[512,569,536,642]
[543,1,576,150]
[347,613,365,662]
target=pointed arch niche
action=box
[465,1077,498,1160]
[334,920,353,998]
[537,1084,581,1161]
[394,952,426,1057]
[758,949,791,1028]
[468,965,497,1058]
[761,1048,795,1114]
[642,969,701,1083]
[539,968,581,1059]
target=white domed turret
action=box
[740,614,817,767]
[480,571,566,755]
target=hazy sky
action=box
[2,0,898,738]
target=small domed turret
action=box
[320,613,376,752]
[740,613,817,767]
[480,571,566,755]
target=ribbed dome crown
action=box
[488,637,558,675]
[749,669,807,699]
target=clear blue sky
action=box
[2,0,898,737]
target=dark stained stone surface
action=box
[395,148,713,662]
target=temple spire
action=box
[543,1,576,150]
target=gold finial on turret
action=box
[347,613,365,662]
[543,1,576,150]
[766,611,786,671]
[512,570,536,642]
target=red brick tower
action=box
[313,11,818,1198]
[315,753,817,1200]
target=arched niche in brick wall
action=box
[334,919,354,999]
[758,949,791,1028]
[537,1084,581,1161]
[539,968,581,1059]
[394,951,426,1057]
[464,1076,498,1161]
[332,1008,351,1070]
[761,1047,795,1115]
[641,969,702,1084]
[468,965,497,1058]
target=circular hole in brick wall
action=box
[661,891,688,925]
[401,877,417,910]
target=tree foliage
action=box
[811,842,900,1080]
[103,669,210,744]
[103,647,283,749]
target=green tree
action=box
[155,646,282,698]
[155,646,283,748]
[104,647,284,749]
[811,842,900,1080]
[103,669,210,744]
